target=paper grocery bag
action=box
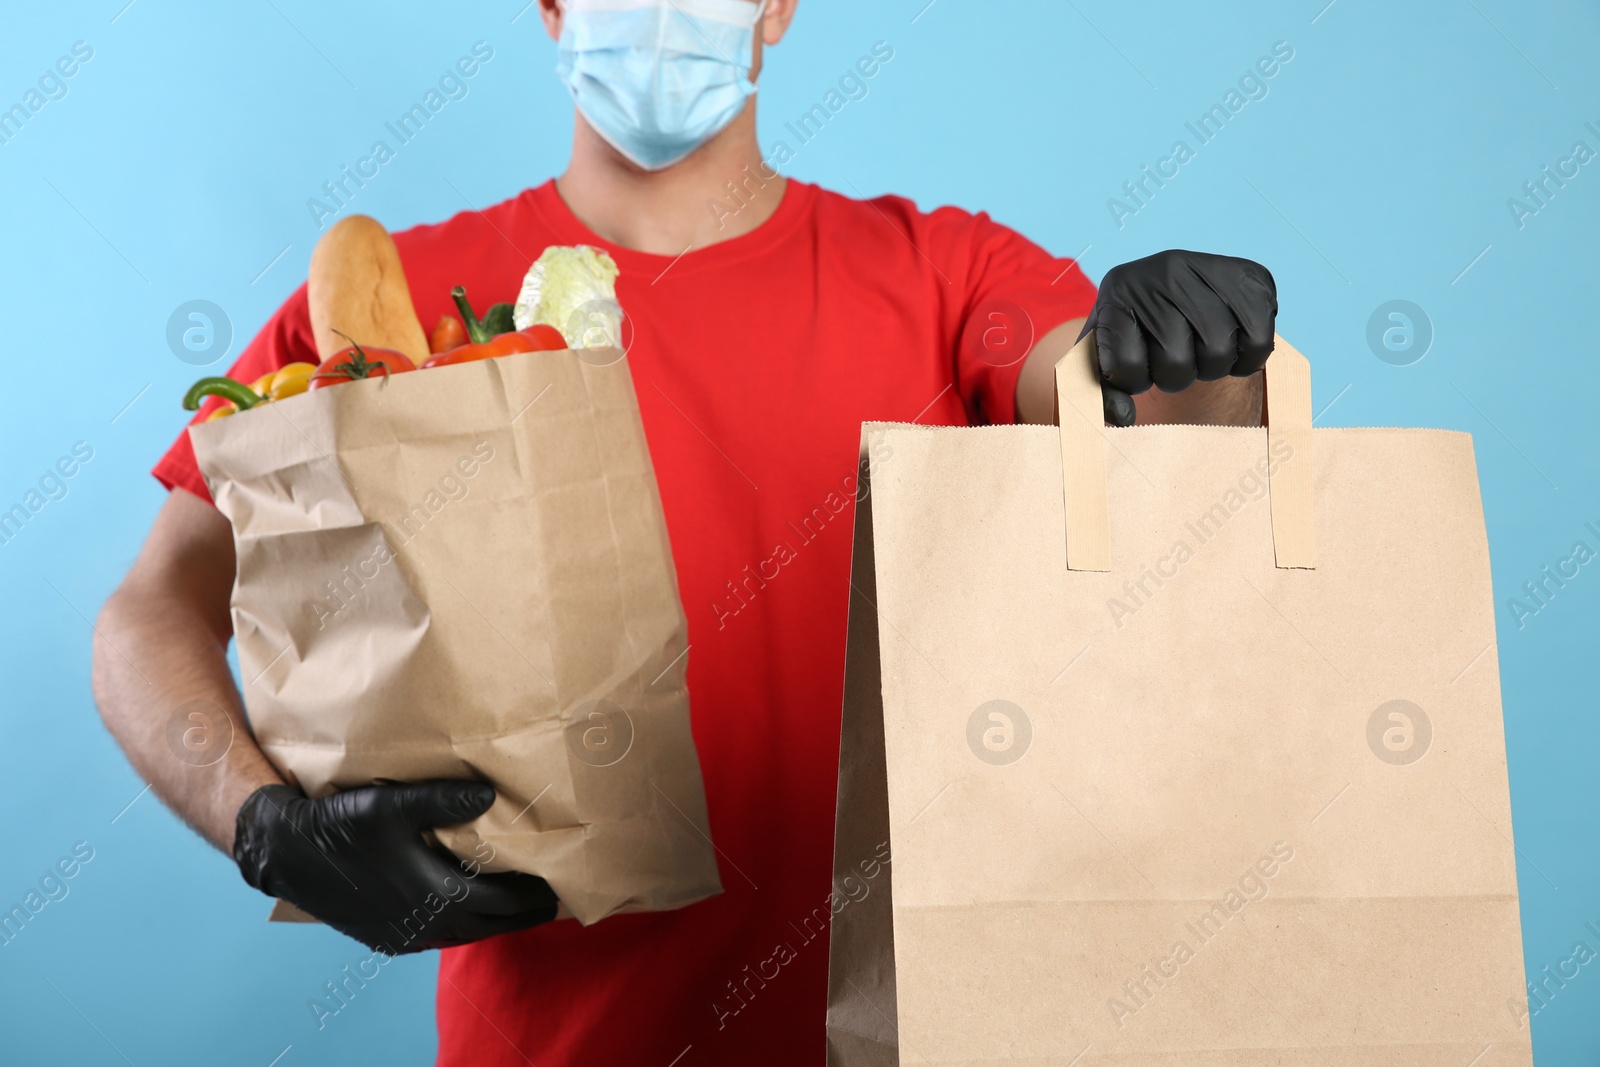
[826,335,1531,1064]
[190,348,722,926]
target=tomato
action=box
[308,342,417,390]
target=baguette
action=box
[307,215,429,362]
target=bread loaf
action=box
[307,215,429,362]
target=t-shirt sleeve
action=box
[152,283,317,504]
[933,208,1098,425]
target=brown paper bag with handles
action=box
[189,347,722,926]
[826,335,1530,1065]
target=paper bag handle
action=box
[1054,332,1315,571]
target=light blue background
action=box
[1,0,1596,1063]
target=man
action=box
[92,0,1278,1062]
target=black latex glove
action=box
[234,780,557,954]
[1080,250,1277,426]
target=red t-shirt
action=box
[154,179,1095,1064]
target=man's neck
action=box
[555,106,786,257]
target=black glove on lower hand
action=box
[1080,249,1277,426]
[234,780,557,954]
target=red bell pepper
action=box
[421,287,568,369]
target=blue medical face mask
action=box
[557,0,766,171]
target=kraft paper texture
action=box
[827,345,1529,1064]
[190,348,722,926]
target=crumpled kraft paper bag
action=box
[826,336,1531,1065]
[190,348,722,926]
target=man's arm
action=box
[1015,318,1264,428]
[93,487,560,952]
[92,489,284,853]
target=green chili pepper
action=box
[183,377,264,412]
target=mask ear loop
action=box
[742,0,769,86]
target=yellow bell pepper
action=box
[267,362,316,400]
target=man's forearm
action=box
[93,580,282,854]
